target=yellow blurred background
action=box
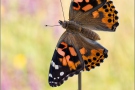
[1,0,134,90]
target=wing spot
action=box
[62,57,68,66]
[88,59,91,62]
[115,16,119,20]
[82,4,93,11]
[55,65,59,70]
[85,0,89,3]
[96,52,100,56]
[103,5,107,9]
[105,9,109,12]
[69,47,77,56]
[111,6,115,8]
[114,10,118,14]
[91,66,95,68]
[91,62,95,65]
[108,19,112,23]
[96,63,100,66]
[92,11,99,18]
[51,61,55,67]
[108,13,111,17]
[57,48,65,56]
[49,74,52,78]
[80,47,87,55]
[60,72,64,76]
[84,60,88,64]
[93,57,96,60]
[66,55,76,70]
[100,59,103,62]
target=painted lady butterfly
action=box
[48,0,119,87]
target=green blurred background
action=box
[1,0,134,90]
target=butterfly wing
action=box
[75,33,108,71]
[48,31,108,87]
[48,31,84,87]
[69,0,119,31]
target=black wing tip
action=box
[49,70,82,87]
[49,80,64,87]
[111,22,119,31]
[103,49,108,58]
[49,75,70,87]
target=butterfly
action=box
[48,0,119,87]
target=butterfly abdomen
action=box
[59,20,100,40]
[80,28,100,40]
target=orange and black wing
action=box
[69,0,119,31]
[48,32,84,87]
[75,33,108,71]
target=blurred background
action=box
[1,0,134,90]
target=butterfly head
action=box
[59,20,68,29]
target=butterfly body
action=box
[48,0,119,87]
[59,20,100,40]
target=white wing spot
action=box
[60,72,64,76]
[51,61,55,67]
[55,65,59,69]
[49,74,52,78]
[52,61,59,69]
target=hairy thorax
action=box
[59,20,100,40]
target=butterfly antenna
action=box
[60,0,65,21]
[45,25,60,27]
[45,0,65,27]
